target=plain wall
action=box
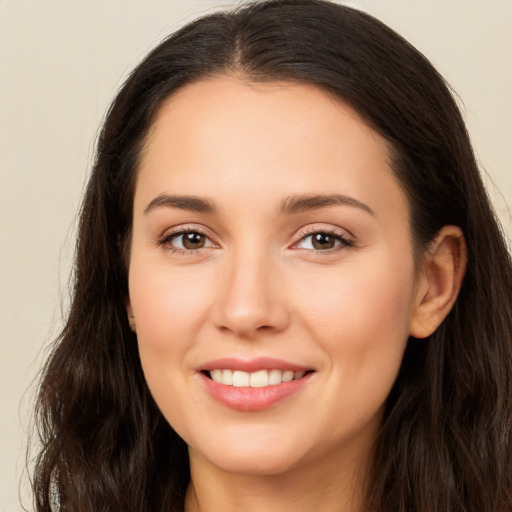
[1,1,510,509]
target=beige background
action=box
[1,1,510,509]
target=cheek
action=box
[128,257,216,415]
[128,260,216,429]
[293,251,416,383]
[129,261,214,352]
[285,255,416,449]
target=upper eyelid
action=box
[156,223,354,247]
[157,224,218,247]
[159,224,213,238]
[290,225,356,252]
[294,224,354,240]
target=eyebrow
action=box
[278,194,375,216]
[144,194,217,215]
[143,192,374,217]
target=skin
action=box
[128,77,465,512]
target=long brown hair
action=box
[32,1,512,511]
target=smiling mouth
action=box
[203,369,314,388]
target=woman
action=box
[32,1,512,511]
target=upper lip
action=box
[199,357,312,373]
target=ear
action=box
[126,301,137,333]
[409,226,467,339]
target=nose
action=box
[213,249,290,338]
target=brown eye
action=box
[295,230,353,252]
[161,230,215,252]
[182,232,206,249]
[311,233,337,250]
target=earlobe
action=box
[126,301,137,332]
[409,226,467,339]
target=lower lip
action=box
[200,372,313,412]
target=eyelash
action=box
[157,226,355,255]
[294,227,355,253]
[157,226,213,255]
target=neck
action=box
[184,446,371,512]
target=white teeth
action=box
[282,370,294,382]
[232,370,250,387]
[211,369,222,382]
[268,369,283,385]
[208,368,308,387]
[249,370,269,388]
[221,369,233,385]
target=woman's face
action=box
[128,77,425,476]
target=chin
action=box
[200,449,302,477]
[188,427,308,477]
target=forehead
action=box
[144,77,386,165]
[135,77,408,220]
